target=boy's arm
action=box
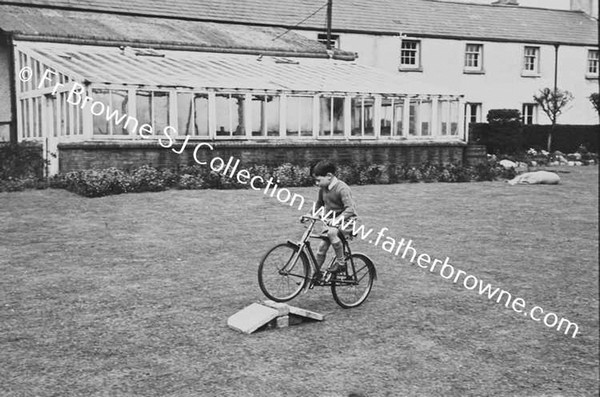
[316,188,325,210]
[338,185,357,220]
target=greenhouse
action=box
[14,41,465,174]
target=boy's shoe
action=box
[327,259,346,273]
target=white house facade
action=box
[294,32,599,129]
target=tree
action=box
[589,93,600,116]
[533,88,573,152]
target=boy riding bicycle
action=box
[306,160,357,274]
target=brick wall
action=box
[58,140,486,173]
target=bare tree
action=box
[533,87,573,152]
[589,93,600,116]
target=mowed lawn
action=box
[1,166,598,397]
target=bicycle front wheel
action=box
[331,253,375,308]
[258,242,309,302]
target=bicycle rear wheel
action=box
[331,253,375,308]
[258,242,309,302]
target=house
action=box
[0,1,475,175]
[38,0,594,129]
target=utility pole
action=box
[326,0,333,50]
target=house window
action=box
[319,96,344,137]
[177,93,209,136]
[215,93,245,137]
[523,46,540,73]
[463,102,482,136]
[380,98,404,137]
[400,40,420,69]
[522,103,537,125]
[285,95,313,137]
[588,49,599,75]
[466,103,482,124]
[350,97,375,137]
[136,91,168,136]
[464,44,483,72]
[317,33,340,49]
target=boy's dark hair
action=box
[312,160,336,177]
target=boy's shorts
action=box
[325,216,357,237]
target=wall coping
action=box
[58,139,469,150]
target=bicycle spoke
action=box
[258,243,308,302]
[331,254,374,308]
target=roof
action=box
[15,41,460,96]
[0,0,597,46]
[0,4,355,59]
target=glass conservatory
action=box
[14,41,465,174]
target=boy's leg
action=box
[325,226,345,271]
[315,238,331,268]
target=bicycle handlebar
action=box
[300,214,325,223]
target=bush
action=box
[358,165,382,185]
[337,164,361,185]
[0,176,47,192]
[37,160,520,198]
[471,124,599,154]
[0,142,47,180]
[129,165,166,192]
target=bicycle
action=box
[257,215,377,308]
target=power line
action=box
[271,2,329,41]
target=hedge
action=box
[37,162,518,198]
[470,124,599,154]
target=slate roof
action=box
[0,4,356,59]
[16,41,461,95]
[0,0,597,46]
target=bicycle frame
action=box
[285,216,356,293]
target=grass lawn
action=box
[1,166,598,397]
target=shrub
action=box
[272,163,296,187]
[0,176,47,192]
[0,142,47,180]
[40,159,522,198]
[358,165,382,185]
[129,165,166,193]
[337,163,361,185]
[177,174,203,190]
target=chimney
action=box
[492,0,519,5]
[570,0,598,19]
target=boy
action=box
[308,160,357,273]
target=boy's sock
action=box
[315,253,326,268]
[332,241,344,262]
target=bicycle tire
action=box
[331,253,375,308]
[258,242,309,302]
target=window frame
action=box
[176,90,210,138]
[379,97,405,139]
[464,43,484,74]
[463,102,482,136]
[91,87,130,137]
[586,48,599,79]
[399,39,422,71]
[522,46,540,76]
[318,95,346,139]
[284,94,315,139]
[522,103,537,125]
[317,33,340,49]
[249,93,281,138]
[214,92,247,139]
[350,96,376,139]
